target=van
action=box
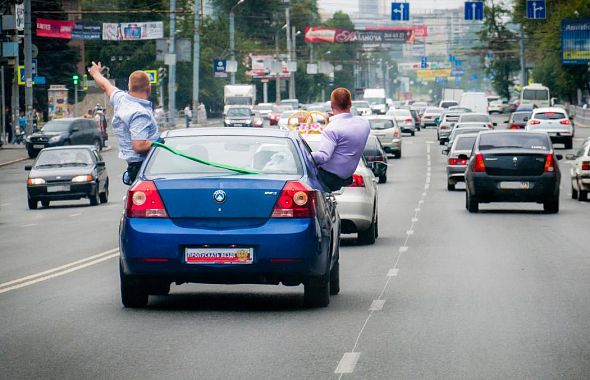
[459,92,488,114]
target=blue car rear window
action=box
[145,135,303,177]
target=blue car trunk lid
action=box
[154,178,287,220]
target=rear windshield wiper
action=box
[152,141,259,175]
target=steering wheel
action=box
[287,111,314,130]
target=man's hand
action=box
[87,61,105,80]
[87,61,116,97]
[132,140,153,154]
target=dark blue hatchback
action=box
[119,128,340,308]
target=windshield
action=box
[534,112,566,120]
[227,108,251,118]
[225,97,252,105]
[453,136,476,151]
[35,149,93,167]
[41,120,71,133]
[522,89,549,101]
[392,110,411,118]
[461,114,489,123]
[511,112,531,123]
[255,104,273,111]
[352,101,370,108]
[478,133,550,151]
[146,136,303,177]
[365,98,385,105]
[425,108,443,114]
[369,119,394,130]
[441,101,458,108]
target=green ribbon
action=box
[152,141,259,175]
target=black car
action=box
[224,106,255,127]
[25,146,109,209]
[25,118,104,158]
[363,134,388,183]
[464,131,562,214]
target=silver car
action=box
[386,108,415,135]
[352,100,373,116]
[444,134,477,191]
[421,107,444,128]
[525,107,574,149]
[446,125,489,148]
[304,135,379,245]
[365,116,403,158]
[566,139,590,201]
[457,113,495,129]
[437,112,463,144]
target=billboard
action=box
[417,69,452,80]
[304,26,426,44]
[36,18,74,39]
[102,22,164,41]
[562,20,590,64]
[72,22,101,40]
[248,54,290,79]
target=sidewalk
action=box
[0,144,29,168]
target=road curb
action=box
[0,156,29,168]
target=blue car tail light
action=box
[271,181,316,218]
[126,180,169,218]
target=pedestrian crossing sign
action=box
[145,70,158,84]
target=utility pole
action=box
[285,2,294,99]
[12,29,19,135]
[275,29,281,103]
[24,0,33,133]
[192,0,201,125]
[519,24,526,88]
[168,0,177,128]
[229,9,236,84]
[1,67,5,144]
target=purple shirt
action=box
[311,113,371,179]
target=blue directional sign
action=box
[420,56,428,69]
[455,59,462,67]
[526,0,546,20]
[465,2,484,21]
[449,55,456,63]
[391,2,410,21]
[214,59,228,78]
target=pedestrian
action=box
[18,111,26,139]
[312,87,371,192]
[184,104,192,128]
[4,106,12,144]
[87,61,159,183]
[84,109,94,119]
[198,101,207,121]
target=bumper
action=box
[335,192,374,233]
[447,166,467,182]
[438,129,451,140]
[574,176,590,191]
[548,134,572,143]
[120,217,329,285]
[27,182,97,200]
[380,139,401,152]
[467,173,560,202]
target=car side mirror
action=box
[493,122,497,126]
[458,154,469,161]
[96,161,106,168]
[441,148,449,155]
[565,154,575,160]
[555,154,563,161]
[569,116,574,120]
[71,127,79,132]
[504,120,509,123]
[24,165,32,171]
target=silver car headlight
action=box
[49,135,61,143]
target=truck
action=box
[363,88,387,114]
[442,88,464,103]
[223,84,256,114]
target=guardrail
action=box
[572,106,590,128]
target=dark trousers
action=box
[126,161,143,183]
[318,168,353,192]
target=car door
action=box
[92,149,107,188]
[69,120,85,144]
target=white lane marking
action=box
[406,230,414,235]
[69,213,82,217]
[424,184,430,189]
[426,141,434,144]
[419,200,424,204]
[0,202,10,207]
[412,217,418,222]
[369,299,386,311]
[22,224,37,227]
[399,246,408,253]
[387,268,399,277]
[0,248,119,294]
[415,207,421,212]
[335,352,361,374]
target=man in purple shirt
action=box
[312,88,371,191]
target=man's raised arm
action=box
[87,61,116,98]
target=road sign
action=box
[214,59,228,78]
[145,69,158,84]
[421,56,428,69]
[455,59,462,67]
[465,2,484,21]
[451,69,464,76]
[526,0,546,20]
[82,74,88,90]
[33,76,46,85]
[391,2,410,21]
[449,55,456,63]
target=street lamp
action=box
[229,0,246,84]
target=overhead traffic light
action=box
[72,74,79,85]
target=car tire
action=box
[28,196,38,210]
[395,151,402,159]
[27,148,37,158]
[304,275,330,308]
[62,140,70,146]
[411,131,415,136]
[89,185,100,206]
[41,200,50,208]
[357,211,377,245]
[571,184,578,199]
[374,213,379,238]
[447,181,455,191]
[378,174,387,183]
[579,190,588,202]
[565,139,573,150]
[120,263,149,308]
[93,138,102,151]
[329,257,340,296]
[99,181,109,204]
[543,197,559,213]
[466,191,479,213]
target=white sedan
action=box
[304,134,379,245]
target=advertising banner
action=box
[304,27,355,44]
[36,18,74,39]
[72,22,101,40]
[214,59,228,78]
[417,69,452,80]
[248,54,290,79]
[304,26,425,44]
[562,20,590,64]
[48,85,70,119]
[102,22,164,41]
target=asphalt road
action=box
[1,116,590,379]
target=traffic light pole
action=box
[24,0,33,132]
[74,84,78,117]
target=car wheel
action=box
[99,181,109,204]
[27,196,38,210]
[329,256,340,296]
[93,138,102,151]
[27,148,37,158]
[89,185,100,206]
[120,262,148,308]
[378,174,387,183]
[579,190,588,202]
[571,184,578,199]
[41,200,50,208]
[411,131,415,136]
[62,140,70,146]
[395,151,402,159]
[374,213,379,238]
[357,212,377,245]
[447,181,455,191]
[304,275,330,308]
[466,191,479,213]
[565,139,573,150]
[543,197,559,213]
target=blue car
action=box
[119,128,341,308]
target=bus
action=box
[520,83,551,108]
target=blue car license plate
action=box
[185,247,254,265]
